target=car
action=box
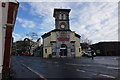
[86,51,96,57]
[82,51,96,57]
[81,52,86,56]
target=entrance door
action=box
[60,44,67,56]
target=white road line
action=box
[54,62,58,64]
[107,67,120,70]
[66,63,78,65]
[66,63,91,66]
[21,63,47,80]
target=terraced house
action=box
[42,9,82,58]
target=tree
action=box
[25,32,38,55]
[80,35,92,52]
[81,35,92,45]
[26,32,38,41]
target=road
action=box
[10,56,119,79]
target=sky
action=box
[13,1,118,44]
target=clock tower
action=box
[53,9,71,30]
[42,8,81,58]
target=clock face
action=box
[61,24,65,28]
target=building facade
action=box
[12,38,40,56]
[0,0,19,79]
[90,41,120,56]
[42,9,82,58]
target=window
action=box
[59,14,62,20]
[71,49,72,52]
[63,14,66,20]
[45,49,47,53]
[79,48,81,52]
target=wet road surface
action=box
[10,56,119,79]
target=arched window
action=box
[59,14,62,20]
[63,14,66,20]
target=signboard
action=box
[57,37,69,41]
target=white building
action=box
[0,0,19,79]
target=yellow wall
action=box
[43,35,51,58]
[43,46,51,58]
[43,35,51,47]
[70,31,82,57]
[70,32,75,41]
[43,31,82,58]
[51,32,56,41]
[43,32,56,58]
[74,36,81,57]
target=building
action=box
[42,9,82,58]
[80,43,90,53]
[33,44,43,57]
[90,41,120,56]
[0,0,19,79]
[12,38,40,56]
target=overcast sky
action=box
[13,1,118,44]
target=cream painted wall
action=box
[70,31,81,57]
[51,32,56,41]
[0,1,9,79]
[43,31,82,58]
[0,1,2,76]
[43,32,56,58]
[43,35,52,58]
[43,36,51,47]
[0,1,9,72]
[70,31,75,41]
[43,46,52,58]
[74,36,81,57]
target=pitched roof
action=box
[41,29,81,39]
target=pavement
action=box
[0,73,2,80]
[10,56,120,80]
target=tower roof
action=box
[53,8,71,17]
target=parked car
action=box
[86,51,96,57]
[82,51,96,57]
[81,52,86,56]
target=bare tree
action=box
[80,35,92,52]
[25,32,38,55]
[81,35,92,45]
[26,32,38,41]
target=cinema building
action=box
[42,9,82,58]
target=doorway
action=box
[60,44,67,56]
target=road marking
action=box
[53,62,58,64]
[99,74,116,78]
[107,67,120,70]
[66,63,91,66]
[65,63,79,66]
[21,63,47,80]
[76,69,86,72]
